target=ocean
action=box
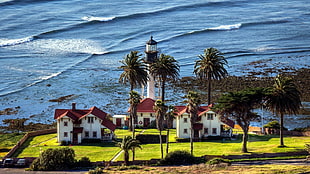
[0,0,309,129]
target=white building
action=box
[175,105,234,139]
[54,103,116,144]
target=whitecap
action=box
[0,36,34,47]
[81,16,116,22]
[208,23,242,31]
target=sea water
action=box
[0,0,309,129]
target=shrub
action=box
[175,138,190,142]
[82,138,102,143]
[29,147,75,171]
[206,158,231,165]
[159,150,199,165]
[77,156,92,167]
[88,167,106,174]
[136,134,166,144]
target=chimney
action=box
[72,103,76,110]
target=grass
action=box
[2,129,309,162]
[0,132,25,159]
[103,164,310,174]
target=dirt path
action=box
[232,158,310,166]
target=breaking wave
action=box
[0,36,35,47]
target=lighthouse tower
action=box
[145,36,158,100]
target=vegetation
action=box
[128,90,141,138]
[194,47,228,105]
[165,105,177,154]
[153,100,168,159]
[2,118,28,133]
[159,150,200,165]
[116,136,142,166]
[265,74,302,147]
[214,88,265,153]
[184,91,202,155]
[118,51,148,131]
[149,53,180,101]
[29,147,75,171]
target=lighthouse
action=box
[145,36,158,99]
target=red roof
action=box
[54,106,116,131]
[174,104,212,116]
[135,98,156,113]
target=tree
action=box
[2,118,28,133]
[116,136,142,166]
[153,99,168,159]
[165,105,177,154]
[184,91,202,155]
[30,147,75,171]
[150,53,179,102]
[128,90,141,162]
[265,75,302,147]
[128,90,142,138]
[119,51,148,131]
[214,88,265,153]
[194,47,228,105]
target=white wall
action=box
[57,116,73,143]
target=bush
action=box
[29,147,75,171]
[136,134,166,144]
[88,167,106,174]
[175,138,190,142]
[206,158,231,165]
[77,156,92,167]
[82,138,102,143]
[159,150,199,165]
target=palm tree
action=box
[165,105,177,154]
[194,48,228,105]
[116,136,142,166]
[119,51,148,131]
[184,91,202,155]
[128,90,141,161]
[153,99,168,159]
[128,90,142,138]
[265,75,301,147]
[214,88,265,153]
[150,53,179,101]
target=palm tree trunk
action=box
[207,72,211,105]
[159,130,163,159]
[166,128,169,154]
[280,113,285,147]
[124,151,129,166]
[190,124,194,156]
[132,149,135,162]
[161,79,166,102]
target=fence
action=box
[3,129,57,159]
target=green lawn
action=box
[4,129,310,162]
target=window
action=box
[207,114,214,120]
[183,129,188,134]
[140,113,143,117]
[64,132,68,137]
[93,131,97,138]
[212,128,217,134]
[184,118,188,123]
[85,131,89,138]
[150,113,153,117]
[64,121,68,126]
[87,117,94,123]
[204,128,208,134]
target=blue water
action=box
[0,0,309,128]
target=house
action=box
[175,104,234,139]
[112,115,128,128]
[126,98,176,128]
[54,103,116,144]
[133,98,156,128]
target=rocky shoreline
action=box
[174,68,310,103]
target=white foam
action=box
[0,36,34,47]
[82,16,115,22]
[208,23,242,30]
